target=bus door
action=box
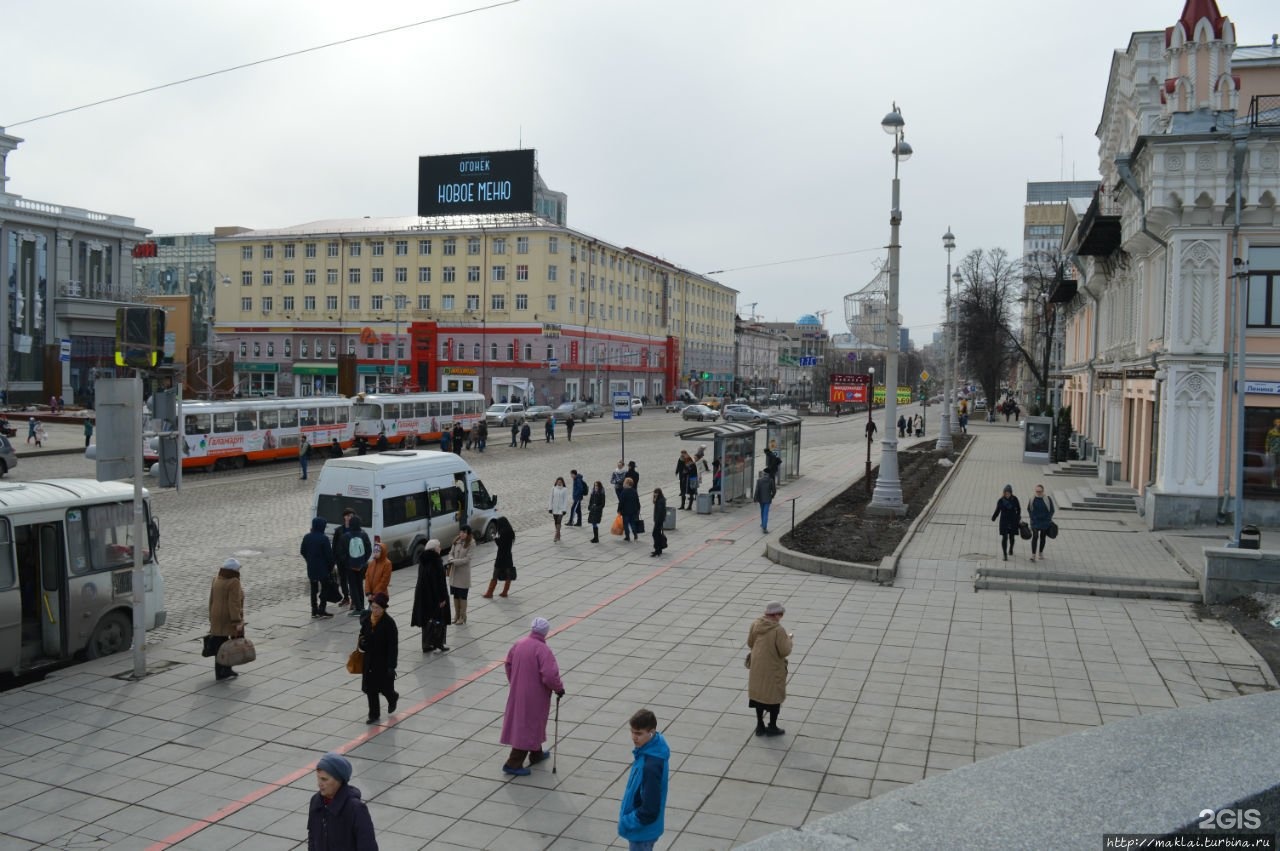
[0,520,20,673]
[13,520,67,663]
[64,504,133,655]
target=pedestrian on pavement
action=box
[618,479,641,542]
[510,422,519,448]
[569,470,587,526]
[548,477,570,542]
[897,415,907,438]
[747,601,793,737]
[611,461,627,501]
[482,516,517,599]
[564,416,575,441]
[694,443,709,472]
[1028,484,1055,562]
[500,617,565,776]
[520,422,532,449]
[411,539,450,652]
[26,417,36,445]
[675,451,692,509]
[618,708,670,851]
[299,435,310,480]
[683,456,699,511]
[451,423,465,456]
[344,515,373,617]
[959,411,969,434]
[208,558,245,681]
[375,430,390,453]
[476,419,488,452]
[332,508,355,609]
[544,416,555,443]
[866,418,878,442]
[364,541,392,604]
[308,752,377,848]
[753,469,776,533]
[651,488,667,557]
[358,593,399,724]
[448,526,475,625]
[588,481,607,543]
[624,460,640,489]
[914,413,924,438]
[83,418,94,448]
[709,459,723,506]
[33,421,46,448]
[301,517,336,619]
[441,428,452,453]
[329,437,343,459]
[991,484,1022,561]
[764,443,782,481]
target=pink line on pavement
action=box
[148,461,844,849]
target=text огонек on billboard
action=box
[417,149,535,216]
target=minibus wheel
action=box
[86,612,132,659]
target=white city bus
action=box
[0,479,165,674]
[351,392,486,447]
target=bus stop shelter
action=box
[675,422,760,509]
[764,414,802,485]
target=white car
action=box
[630,398,644,415]
[485,403,526,427]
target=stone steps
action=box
[1047,461,1098,477]
[1057,485,1139,513]
[974,567,1201,602]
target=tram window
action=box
[413,402,426,417]
[451,401,463,416]
[279,408,298,428]
[319,407,336,425]
[384,404,400,419]
[383,492,428,526]
[300,409,317,427]
[213,413,235,433]
[260,409,280,429]
[429,402,442,417]
[186,414,211,434]
[236,412,257,432]
[337,407,349,424]
[0,520,14,589]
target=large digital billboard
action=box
[417,149,535,216]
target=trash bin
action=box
[1241,525,1261,550]
[665,506,678,530]
[697,493,713,514]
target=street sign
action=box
[59,339,72,362]
[548,358,559,375]
[920,370,930,382]
[799,356,818,367]
[846,352,858,362]
[612,391,632,421]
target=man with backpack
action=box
[343,515,373,617]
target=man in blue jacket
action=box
[300,517,335,618]
[618,708,669,851]
[569,470,587,526]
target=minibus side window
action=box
[0,519,14,589]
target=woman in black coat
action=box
[617,479,641,542]
[411,540,450,653]
[587,481,606,544]
[651,488,667,557]
[358,593,398,723]
[482,516,517,598]
[308,751,377,850]
[991,484,1022,562]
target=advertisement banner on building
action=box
[570,340,579,363]
[417,149,535,216]
[829,373,870,404]
[872,385,912,405]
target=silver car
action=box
[681,405,719,422]
[722,404,765,424]
[554,401,590,422]
[0,435,16,476]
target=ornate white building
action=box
[1061,0,1280,527]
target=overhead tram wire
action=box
[703,246,884,276]
[5,0,522,129]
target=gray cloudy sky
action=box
[3,0,1274,341]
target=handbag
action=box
[611,514,624,536]
[1018,521,1032,541]
[321,572,342,604]
[215,636,256,667]
[744,651,751,669]
[346,648,364,675]
[425,620,446,648]
[201,635,219,658]
[1047,521,1059,540]
[634,518,645,533]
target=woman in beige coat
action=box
[208,557,245,681]
[448,526,475,625]
[747,601,792,736]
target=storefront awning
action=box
[292,363,338,376]
[237,362,279,373]
[356,364,409,375]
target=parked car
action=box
[630,398,644,415]
[665,400,689,413]
[584,402,604,419]
[699,396,723,410]
[554,401,590,422]
[0,435,16,476]
[526,405,554,420]
[722,404,765,424]
[682,405,719,422]
[767,393,786,406]
[485,403,526,427]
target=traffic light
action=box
[115,307,165,369]
[701,371,711,380]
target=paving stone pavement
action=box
[0,413,1272,849]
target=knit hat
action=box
[1003,484,1013,493]
[531,617,551,635]
[222,558,241,572]
[425,539,441,553]
[316,752,352,785]
[765,601,785,615]
[371,592,389,609]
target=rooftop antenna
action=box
[1058,133,1064,181]
[519,125,523,148]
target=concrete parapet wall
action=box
[1203,546,1280,604]
[739,691,1280,850]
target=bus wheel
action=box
[86,612,132,659]
[231,455,246,470]
[409,540,425,568]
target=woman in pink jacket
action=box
[499,617,565,776]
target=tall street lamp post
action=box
[870,103,911,515]
[937,228,956,452]
[866,365,876,494]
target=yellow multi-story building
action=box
[212,213,736,402]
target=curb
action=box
[886,434,977,577]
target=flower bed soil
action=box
[781,434,971,564]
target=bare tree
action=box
[954,248,1022,413]
[1014,250,1070,412]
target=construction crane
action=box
[743,301,759,321]
[814,308,832,325]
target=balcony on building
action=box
[1247,94,1280,128]
[1074,186,1122,257]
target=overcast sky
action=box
[3,0,1275,342]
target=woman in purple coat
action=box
[500,617,566,776]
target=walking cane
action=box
[552,693,561,774]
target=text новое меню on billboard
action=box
[418,149,535,216]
